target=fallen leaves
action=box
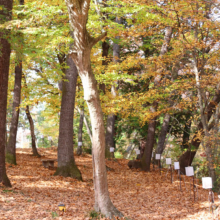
[0,148,219,219]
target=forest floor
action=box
[0,148,219,220]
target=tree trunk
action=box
[179,88,220,173]
[54,54,82,180]
[0,0,13,187]
[77,106,84,155]
[6,62,22,164]
[105,114,116,158]
[5,0,24,165]
[65,0,123,217]
[181,120,191,151]
[141,104,157,171]
[156,113,171,154]
[77,106,92,142]
[25,105,41,157]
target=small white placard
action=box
[166,158,171,165]
[155,154,161,160]
[161,156,164,159]
[110,147,114,152]
[78,142,82,146]
[152,152,154,158]
[174,162,180,170]
[202,177,212,189]
[185,166,194,176]
[135,149,140,155]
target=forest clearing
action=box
[0,148,219,220]
[1,0,220,219]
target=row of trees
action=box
[1,0,220,218]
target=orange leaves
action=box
[1,148,220,219]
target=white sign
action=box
[155,154,161,160]
[185,166,194,176]
[174,162,180,170]
[78,142,82,146]
[202,177,212,189]
[152,152,154,158]
[110,147,114,152]
[135,149,140,155]
[161,156,164,160]
[166,158,171,165]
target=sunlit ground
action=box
[0,148,219,219]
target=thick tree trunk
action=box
[54,54,82,180]
[25,105,41,157]
[77,106,84,155]
[6,63,22,164]
[0,0,13,187]
[141,104,157,171]
[156,113,171,154]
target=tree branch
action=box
[90,32,107,47]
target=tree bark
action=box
[0,0,13,187]
[77,106,84,155]
[65,0,123,217]
[141,104,157,171]
[156,113,171,154]
[54,54,82,180]
[5,0,24,165]
[6,63,22,164]
[25,105,41,157]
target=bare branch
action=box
[90,32,107,47]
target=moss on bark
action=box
[54,161,82,181]
[5,153,16,165]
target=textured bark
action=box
[77,106,84,155]
[0,0,13,187]
[65,0,123,217]
[25,105,41,157]
[141,104,157,171]
[156,113,171,154]
[6,63,22,164]
[54,54,82,180]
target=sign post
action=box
[174,162,181,191]
[202,177,214,213]
[166,158,172,183]
[155,154,161,175]
[185,166,195,202]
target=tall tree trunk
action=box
[156,113,171,154]
[54,54,82,180]
[141,104,157,171]
[0,0,13,187]
[25,105,41,157]
[105,18,122,159]
[5,0,24,165]
[5,63,22,164]
[65,0,123,217]
[77,106,84,155]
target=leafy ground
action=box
[0,148,219,220]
